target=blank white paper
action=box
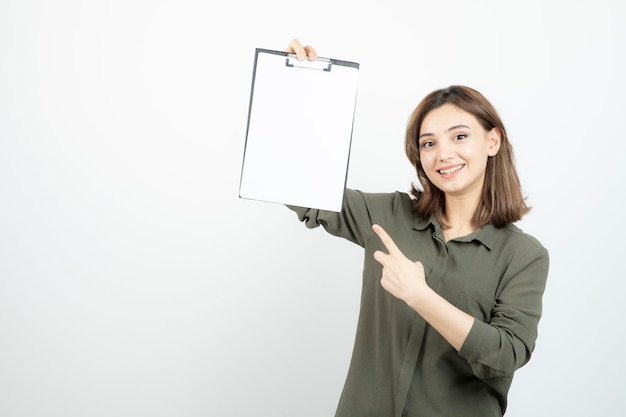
[239,49,359,212]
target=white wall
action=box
[1,1,624,416]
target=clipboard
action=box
[239,48,359,212]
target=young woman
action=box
[283,39,549,417]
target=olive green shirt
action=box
[288,189,549,417]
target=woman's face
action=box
[418,104,500,199]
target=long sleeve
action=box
[287,189,412,248]
[459,234,550,378]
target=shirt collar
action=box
[414,215,497,250]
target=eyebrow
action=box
[418,124,471,140]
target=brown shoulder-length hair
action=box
[405,85,530,229]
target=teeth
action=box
[439,165,464,175]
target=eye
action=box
[420,140,435,149]
[454,133,467,141]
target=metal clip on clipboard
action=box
[285,53,332,72]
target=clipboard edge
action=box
[255,48,360,69]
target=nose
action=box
[437,142,456,162]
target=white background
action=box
[1,1,624,416]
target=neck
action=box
[442,193,480,238]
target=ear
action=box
[487,127,501,157]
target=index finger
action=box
[285,38,317,61]
[303,45,318,61]
[372,224,402,255]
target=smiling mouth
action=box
[438,164,465,175]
